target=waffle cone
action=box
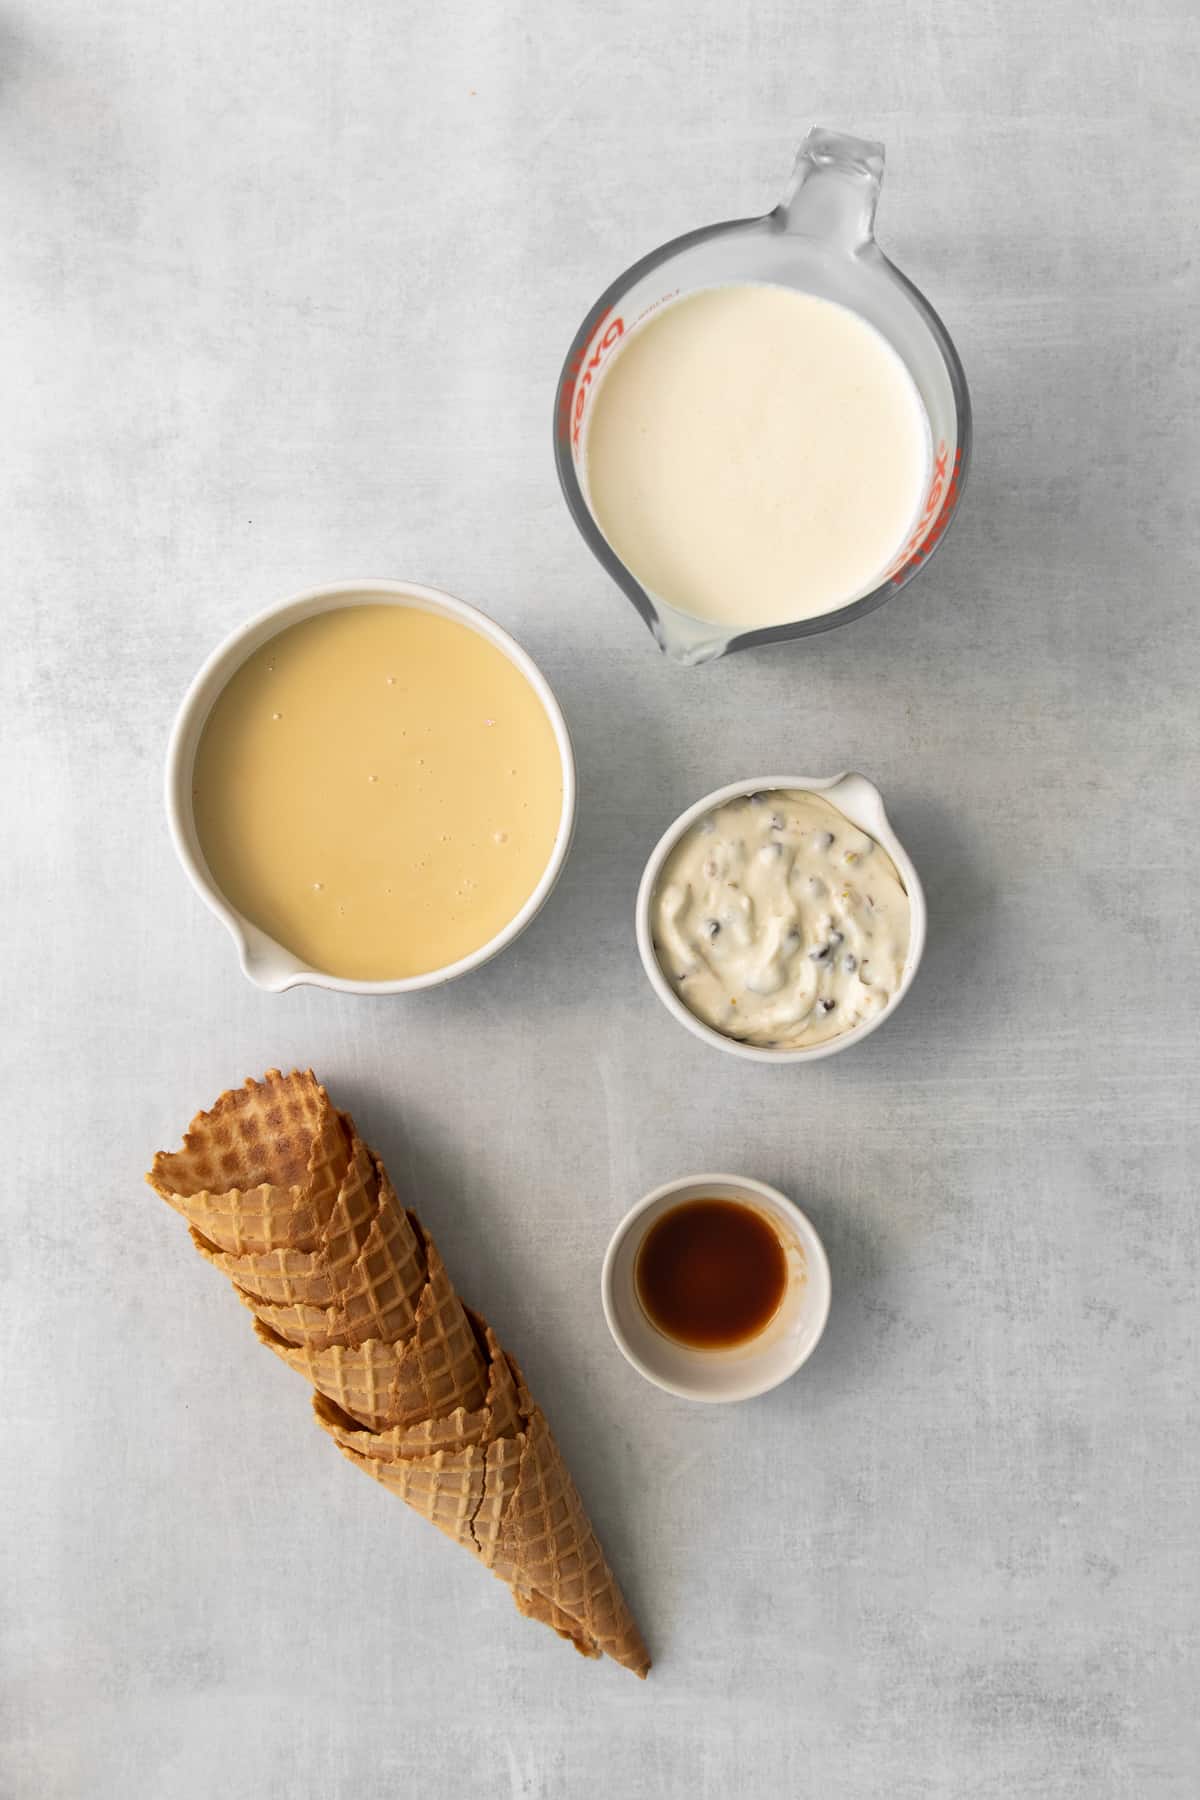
[147,1070,349,1254]
[253,1232,490,1424]
[314,1315,523,1456]
[149,1071,649,1676]
[197,1178,418,1308]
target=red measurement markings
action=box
[556,311,625,456]
[883,442,962,583]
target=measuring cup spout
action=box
[774,126,884,252]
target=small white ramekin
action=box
[600,1174,831,1402]
[166,579,577,994]
[635,772,926,1063]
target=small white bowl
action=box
[635,772,926,1063]
[166,579,577,994]
[601,1174,831,1402]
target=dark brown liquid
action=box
[635,1197,788,1349]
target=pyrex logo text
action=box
[884,442,960,581]
[558,314,625,453]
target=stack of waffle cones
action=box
[147,1069,649,1677]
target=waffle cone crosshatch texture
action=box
[147,1070,650,1678]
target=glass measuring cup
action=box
[553,127,972,666]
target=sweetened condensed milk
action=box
[193,605,562,980]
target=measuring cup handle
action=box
[774,126,884,251]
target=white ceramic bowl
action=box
[166,579,577,993]
[635,772,926,1063]
[600,1174,831,1402]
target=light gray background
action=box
[3,3,1197,1796]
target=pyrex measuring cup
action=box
[554,127,972,666]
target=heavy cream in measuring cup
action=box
[584,285,931,630]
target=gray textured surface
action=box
[3,3,1198,1796]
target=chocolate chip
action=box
[704,919,721,938]
[809,944,831,962]
[818,998,836,1013]
[843,953,858,973]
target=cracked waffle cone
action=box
[148,1070,649,1676]
[485,1403,642,1666]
